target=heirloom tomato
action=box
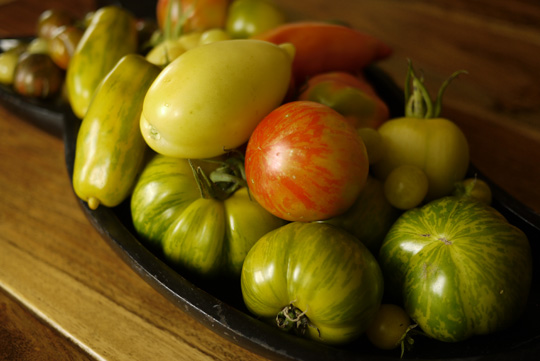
[13,52,63,98]
[0,43,26,85]
[73,54,160,210]
[130,154,285,279]
[379,196,532,342]
[36,9,74,40]
[453,176,492,205]
[141,39,294,159]
[320,175,400,254]
[241,222,384,345]
[156,0,229,37]
[66,5,137,118]
[298,71,390,129]
[366,304,416,356]
[225,0,286,39]
[383,164,429,210]
[48,25,84,70]
[245,101,369,222]
[372,62,469,200]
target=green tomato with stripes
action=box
[241,222,384,345]
[379,196,532,342]
[130,153,285,279]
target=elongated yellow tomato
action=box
[66,6,137,119]
[73,55,161,210]
[141,39,294,159]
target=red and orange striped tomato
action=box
[379,196,533,342]
[245,100,369,222]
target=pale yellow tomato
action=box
[141,39,294,159]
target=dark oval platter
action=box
[3,37,540,361]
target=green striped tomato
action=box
[73,54,161,210]
[241,222,384,345]
[379,196,532,342]
[66,6,138,119]
[130,154,286,279]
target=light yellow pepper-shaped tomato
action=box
[141,39,295,159]
[372,62,470,200]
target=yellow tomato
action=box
[141,39,294,159]
[372,62,470,200]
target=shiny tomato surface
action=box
[245,101,369,222]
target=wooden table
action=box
[1,0,539,360]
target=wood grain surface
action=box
[1,0,539,360]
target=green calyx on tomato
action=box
[189,152,247,201]
[276,303,320,338]
[372,61,470,200]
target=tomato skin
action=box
[254,22,392,85]
[141,39,294,159]
[13,52,63,98]
[453,177,492,205]
[298,71,390,129]
[372,116,469,200]
[0,44,26,85]
[36,9,74,40]
[245,101,369,222]
[366,304,412,350]
[73,55,160,210]
[156,0,229,36]
[66,6,137,118]
[48,25,83,70]
[130,154,286,278]
[379,196,532,342]
[319,175,400,254]
[241,222,384,345]
[226,0,286,39]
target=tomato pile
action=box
[7,0,533,355]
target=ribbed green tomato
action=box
[379,196,532,342]
[241,222,384,345]
[130,154,286,278]
[140,39,294,159]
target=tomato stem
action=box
[188,159,216,199]
[161,0,196,43]
[404,59,467,119]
